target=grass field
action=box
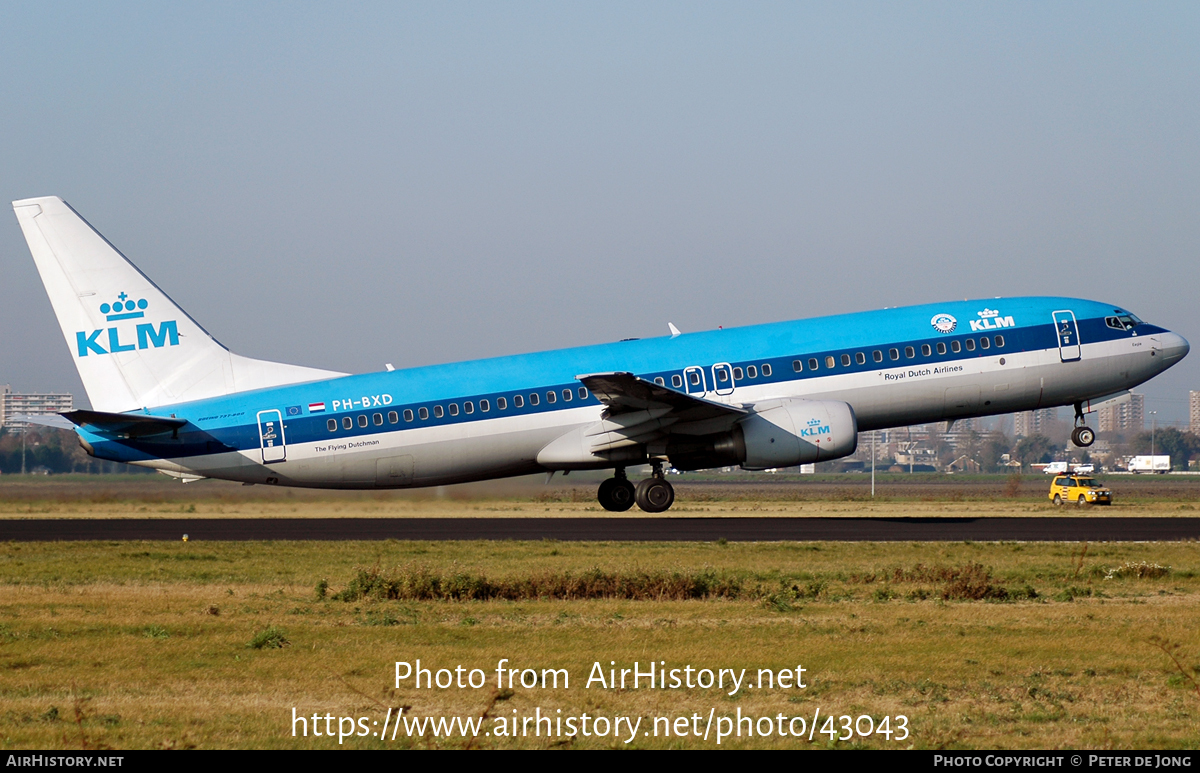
[1,472,1199,518]
[1,475,1198,749]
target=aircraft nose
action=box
[1160,331,1190,363]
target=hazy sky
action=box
[2,2,1197,423]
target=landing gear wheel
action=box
[1071,426,1095,447]
[598,477,636,512]
[1053,495,1062,506]
[634,477,675,513]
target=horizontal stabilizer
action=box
[62,409,187,438]
[9,413,77,431]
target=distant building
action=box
[1013,408,1057,438]
[1191,391,1200,434]
[1097,392,1144,435]
[0,385,74,433]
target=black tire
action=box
[1053,494,1062,506]
[1074,427,1095,447]
[598,478,636,512]
[634,477,675,513]
[1077,495,1087,507]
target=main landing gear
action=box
[1070,401,1095,448]
[597,463,675,513]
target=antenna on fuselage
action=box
[668,323,681,338]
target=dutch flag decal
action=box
[308,402,326,413]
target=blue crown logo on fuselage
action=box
[100,292,148,321]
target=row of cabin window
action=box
[326,387,590,432]
[789,335,1006,372]
[650,363,775,389]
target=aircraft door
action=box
[683,366,707,396]
[711,362,735,396]
[1052,310,1082,362]
[257,409,287,463]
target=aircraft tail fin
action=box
[12,196,346,412]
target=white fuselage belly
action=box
[140,338,1157,489]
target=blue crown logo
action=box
[100,292,148,321]
[807,418,823,426]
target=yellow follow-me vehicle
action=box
[1049,475,1113,507]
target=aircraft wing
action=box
[62,409,188,438]
[577,372,746,421]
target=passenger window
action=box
[793,360,803,372]
[905,346,915,358]
[358,414,368,428]
[530,393,539,406]
[497,397,507,410]
[404,409,414,422]
[980,337,990,350]
[716,367,729,383]
[480,400,489,412]
[514,395,524,408]
[965,338,975,351]
[687,371,699,385]
[671,374,683,388]
[654,377,665,386]
[889,348,899,360]
[433,405,444,419]
[448,403,459,416]
[841,354,851,367]
[734,367,744,380]
[418,407,428,420]
[825,356,835,368]
[546,391,556,404]
[995,335,1005,347]
[808,359,818,371]
[327,419,337,432]
[563,389,572,401]
[343,416,353,429]
[464,401,474,414]
[951,340,961,353]
[373,413,383,425]
[746,365,757,378]
[762,363,772,376]
[855,352,865,365]
[873,350,883,363]
[921,344,932,356]
[388,411,398,423]
[936,342,946,355]
[578,387,588,399]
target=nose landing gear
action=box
[1071,402,1095,447]
[597,462,676,513]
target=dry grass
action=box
[2,473,1200,519]
[1,539,1198,749]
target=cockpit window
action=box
[1106,312,1142,331]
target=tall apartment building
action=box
[1191,391,1200,434]
[0,385,74,432]
[1097,392,1144,435]
[1013,408,1058,437]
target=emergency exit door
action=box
[1052,310,1081,362]
[257,410,287,463]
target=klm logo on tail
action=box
[76,292,180,357]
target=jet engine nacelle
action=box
[737,398,858,470]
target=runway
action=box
[2,517,1198,542]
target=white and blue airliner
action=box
[12,196,1190,512]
